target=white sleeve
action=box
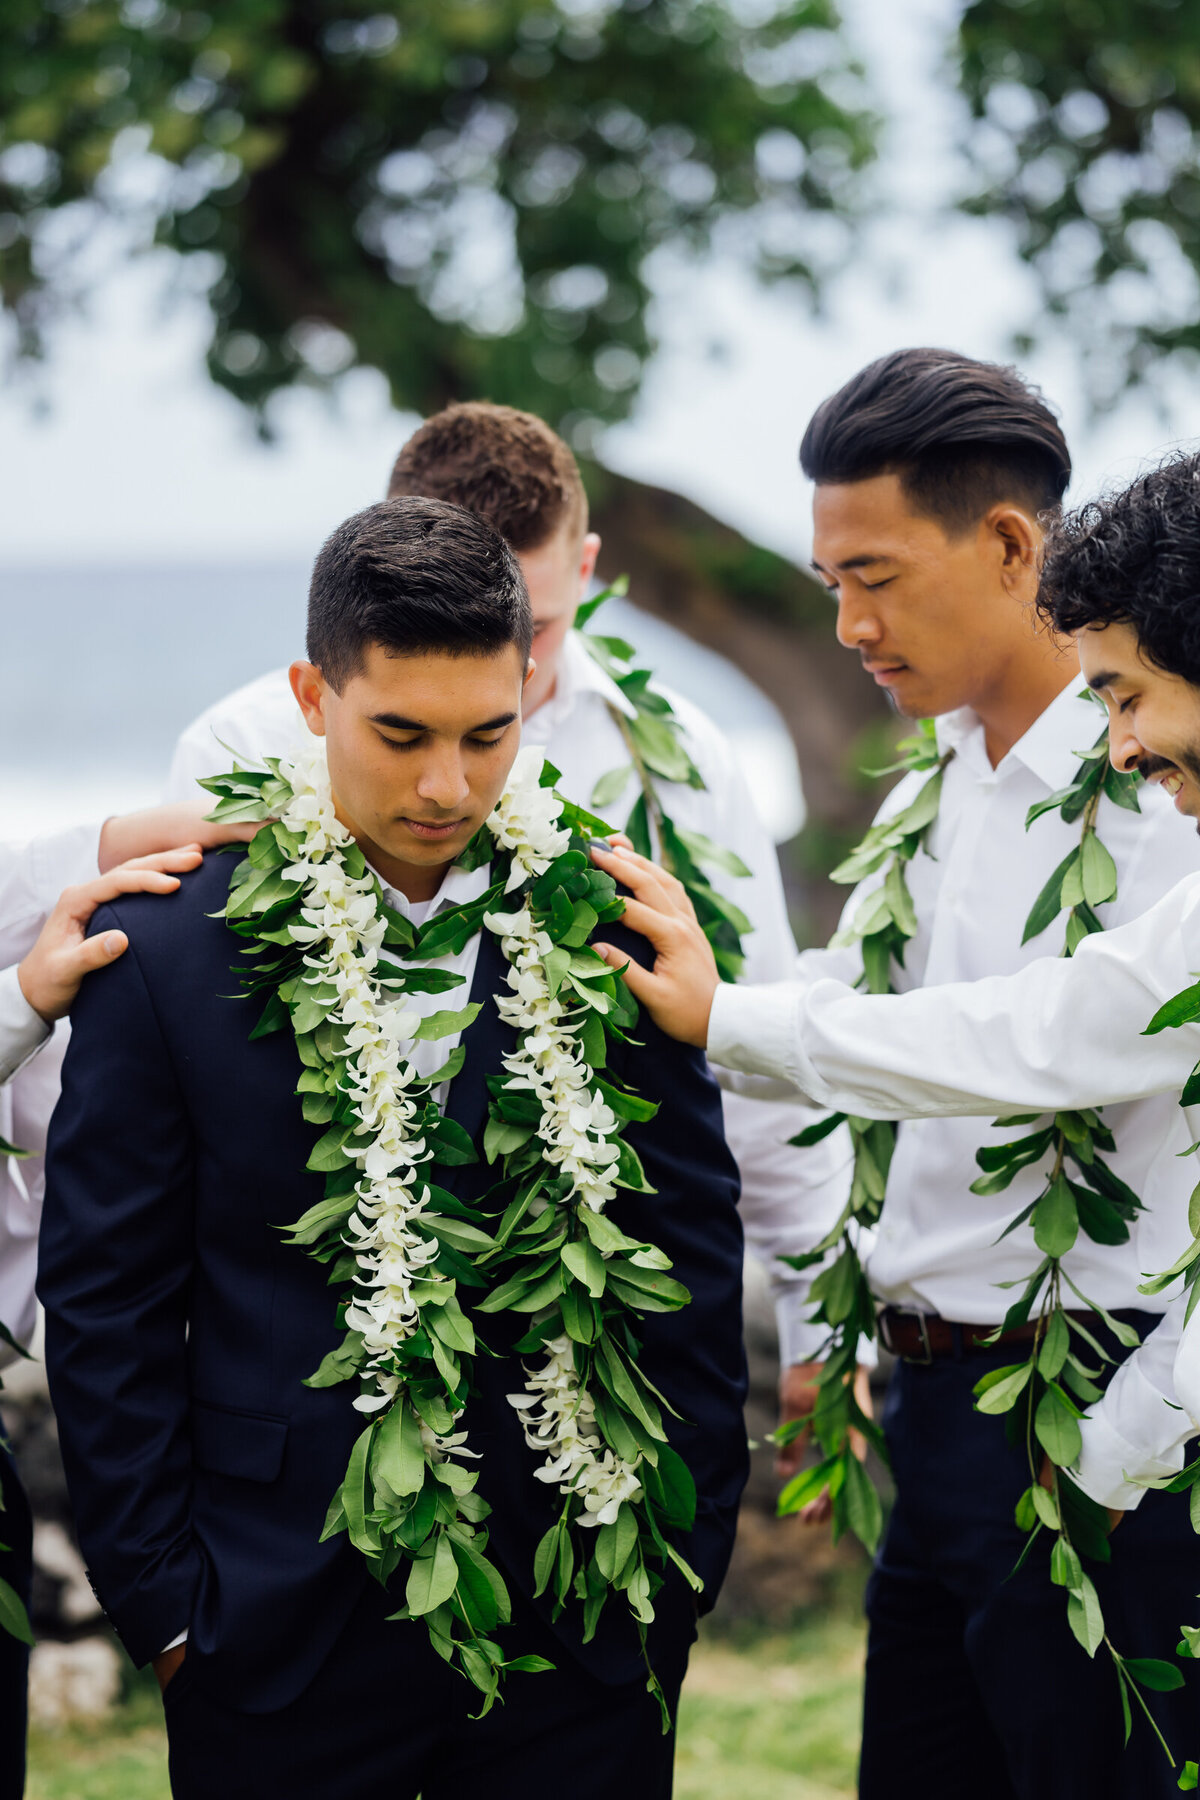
[1073,1299,1193,1509]
[0,965,51,1086]
[707,877,1200,1119]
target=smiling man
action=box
[603,380,1200,1797]
[39,497,748,1800]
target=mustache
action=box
[1135,755,1179,782]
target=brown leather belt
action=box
[878,1305,1100,1365]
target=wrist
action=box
[15,953,55,1027]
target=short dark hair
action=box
[1037,450,1200,685]
[307,495,533,691]
[800,348,1072,534]
[386,401,588,550]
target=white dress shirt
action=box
[165,631,852,1363]
[0,824,102,1364]
[709,685,1200,1507]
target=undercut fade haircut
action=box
[386,401,588,551]
[800,348,1072,535]
[307,495,533,692]
[1037,450,1200,686]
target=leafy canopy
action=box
[1,0,874,436]
[957,0,1200,403]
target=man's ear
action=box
[986,505,1042,597]
[579,532,601,591]
[289,660,328,737]
[523,658,537,692]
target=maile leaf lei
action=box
[203,741,699,1719]
[577,579,753,982]
[780,703,1187,1762]
[774,719,948,1552]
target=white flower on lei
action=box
[487,746,572,893]
[508,1335,642,1526]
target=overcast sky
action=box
[1,0,1195,574]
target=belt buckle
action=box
[909,1312,934,1366]
[879,1307,934,1366]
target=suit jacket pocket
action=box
[192,1401,289,1483]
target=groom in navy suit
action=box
[39,497,748,1798]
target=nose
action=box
[1106,715,1143,775]
[835,588,883,653]
[415,746,470,810]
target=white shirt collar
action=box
[934,675,1100,791]
[525,629,638,742]
[369,853,493,922]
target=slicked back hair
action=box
[800,348,1072,535]
[386,401,588,551]
[307,496,533,692]
[1038,450,1200,686]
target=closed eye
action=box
[864,576,897,591]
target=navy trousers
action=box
[0,1443,31,1800]
[860,1313,1200,1799]
[164,1577,695,1800]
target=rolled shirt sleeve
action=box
[0,965,50,1086]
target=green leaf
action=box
[1035,1385,1084,1466]
[1050,1536,1082,1589]
[1080,833,1118,908]
[591,764,634,811]
[1066,1571,1105,1658]
[373,1403,427,1499]
[405,1534,459,1616]
[789,1111,847,1148]
[1122,1657,1186,1693]
[562,1238,608,1298]
[841,1452,883,1552]
[1031,1483,1061,1530]
[1033,1174,1079,1259]
[1177,1760,1198,1791]
[411,1004,481,1042]
[0,1577,34,1647]
[1146,981,1200,1035]
[1037,1310,1070,1381]
[1022,849,1080,944]
[777,1453,842,1517]
[973,1362,1033,1415]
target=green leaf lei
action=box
[577,579,753,982]
[779,702,1192,1759]
[775,720,949,1552]
[203,742,700,1720]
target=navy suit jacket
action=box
[39,853,747,1712]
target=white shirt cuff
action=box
[160,1629,188,1654]
[709,981,829,1103]
[0,965,51,1086]
[1073,1402,1189,1511]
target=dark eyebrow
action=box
[369,711,518,733]
[1085,671,1121,694]
[811,554,894,575]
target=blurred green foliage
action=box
[0,0,875,438]
[958,0,1200,402]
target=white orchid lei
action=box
[202,742,701,1717]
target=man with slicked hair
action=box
[621,355,1200,1797]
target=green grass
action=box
[27,1615,865,1800]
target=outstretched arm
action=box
[594,844,1200,1119]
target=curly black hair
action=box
[1037,450,1200,685]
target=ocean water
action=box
[0,565,803,843]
